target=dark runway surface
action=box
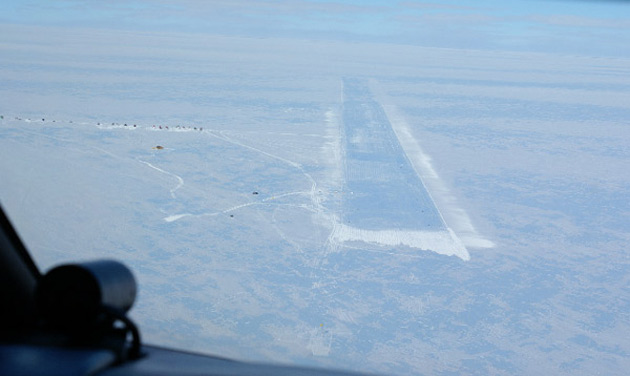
[341,78,446,231]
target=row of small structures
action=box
[3,116,208,153]
[3,116,205,132]
[151,125,203,131]
[99,122,204,131]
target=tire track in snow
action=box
[137,160,184,199]
[164,190,312,222]
[205,129,332,229]
[200,127,346,261]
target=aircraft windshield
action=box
[1,1,630,374]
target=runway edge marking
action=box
[373,85,494,252]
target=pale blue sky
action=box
[2,1,630,56]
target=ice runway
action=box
[333,78,470,260]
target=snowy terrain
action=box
[2,20,630,375]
